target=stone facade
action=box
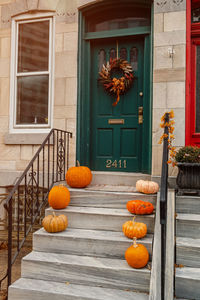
[0,0,187,185]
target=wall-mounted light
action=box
[168,47,175,58]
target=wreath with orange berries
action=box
[98,58,134,106]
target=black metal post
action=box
[7,199,13,287]
[160,113,169,300]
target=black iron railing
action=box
[0,128,72,291]
[160,113,169,300]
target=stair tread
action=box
[47,206,155,217]
[9,278,149,300]
[69,188,156,197]
[176,266,200,280]
[34,227,153,243]
[23,251,150,273]
[176,213,200,221]
[176,236,200,248]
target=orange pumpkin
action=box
[42,212,68,233]
[135,202,154,215]
[122,217,147,239]
[126,200,144,214]
[125,237,149,269]
[136,180,159,194]
[48,185,70,209]
[66,161,92,188]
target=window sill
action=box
[4,133,49,145]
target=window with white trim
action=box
[10,14,54,132]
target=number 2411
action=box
[106,160,127,168]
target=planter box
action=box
[176,163,200,195]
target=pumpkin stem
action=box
[52,212,56,217]
[133,237,138,248]
[76,160,80,167]
[132,216,136,225]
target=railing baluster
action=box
[0,129,72,291]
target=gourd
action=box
[126,200,144,214]
[122,217,147,239]
[126,200,154,215]
[42,212,68,233]
[125,237,149,269]
[136,180,159,194]
[66,161,92,188]
[48,185,70,209]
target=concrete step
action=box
[46,206,155,233]
[176,195,200,214]
[176,237,200,268]
[33,228,153,259]
[175,267,200,299]
[8,278,149,300]
[90,171,151,187]
[68,189,156,208]
[22,251,150,292]
[176,213,200,238]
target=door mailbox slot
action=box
[138,107,143,124]
[108,119,125,125]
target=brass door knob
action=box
[139,92,143,97]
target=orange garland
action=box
[98,58,134,106]
[158,110,176,166]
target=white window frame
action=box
[9,12,55,133]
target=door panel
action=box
[90,38,144,172]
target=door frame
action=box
[77,1,154,174]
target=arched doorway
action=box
[77,0,152,173]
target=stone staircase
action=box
[8,187,156,300]
[175,195,200,300]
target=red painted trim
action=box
[186,0,191,145]
[186,0,200,146]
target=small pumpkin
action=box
[42,212,68,233]
[135,202,154,215]
[125,237,149,269]
[126,200,154,215]
[136,180,159,194]
[48,185,70,209]
[126,200,144,214]
[66,161,92,188]
[122,217,147,239]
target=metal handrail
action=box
[160,113,169,300]
[0,128,72,290]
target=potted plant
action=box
[175,146,200,193]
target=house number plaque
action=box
[106,159,127,168]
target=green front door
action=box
[90,37,145,172]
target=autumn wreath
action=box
[98,58,134,106]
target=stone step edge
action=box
[176,213,200,221]
[175,267,200,280]
[8,278,149,300]
[22,251,151,273]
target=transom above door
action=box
[90,38,144,172]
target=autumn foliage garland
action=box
[98,58,134,106]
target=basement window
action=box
[10,14,54,133]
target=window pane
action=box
[18,21,49,72]
[16,75,49,125]
[130,47,138,71]
[109,48,116,60]
[192,7,200,23]
[120,48,127,60]
[87,8,150,32]
[196,45,200,132]
[98,49,106,72]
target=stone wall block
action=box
[173,44,186,68]
[154,0,186,14]
[154,31,186,47]
[154,68,185,82]
[55,23,78,34]
[65,77,77,106]
[0,160,16,170]
[0,77,9,116]
[166,81,185,108]
[53,118,66,130]
[0,144,20,161]
[64,32,78,52]
[20,145,33,160]
[55,52,77,78]
[153,82,167,109]
[164,11,186,32]
[55,33,63,52]
[0,57,9,77]
[54,77,65,106]
[154,46,173,69]
[152,145,163,176]
[0,116,8,132]
[54,105,76,119]
[38,0,60,11]
[26,0,39,10]
[154,13,164,33]
[0,36,11,57]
